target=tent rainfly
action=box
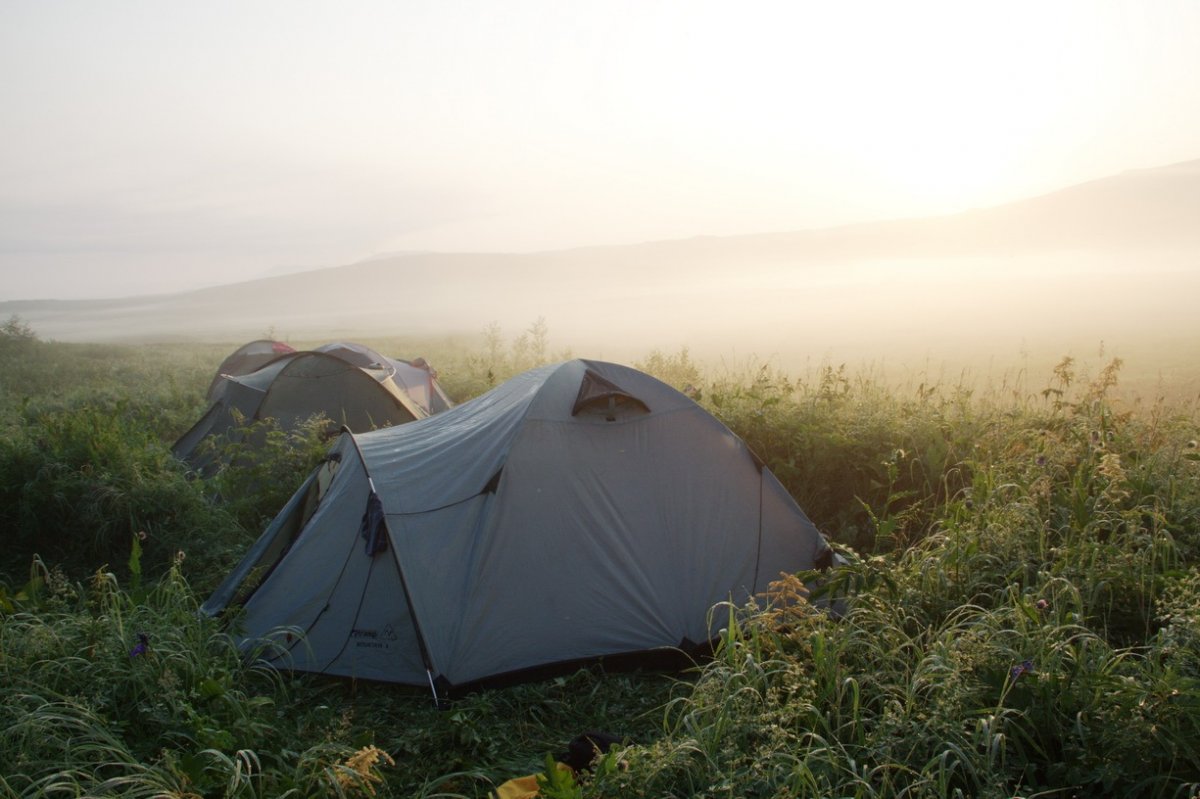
[203,359,834,697]
[205,339,297,401]
[174,341,452,473]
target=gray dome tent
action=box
[174,342,451,473]
[203,359,833,696]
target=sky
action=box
[2,0,1199,300]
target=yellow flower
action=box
[334,745,395,797]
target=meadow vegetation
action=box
[1,316,1198,797]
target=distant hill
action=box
[4,158,1198,385]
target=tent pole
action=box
[425,669,445,709]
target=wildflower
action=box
[1010,659,1035,681]
[334,745,395,796]
[1036,599,1050,611]
[129,632,150,657]
[1036,455,1046,467]
[1098,453,1129,502]
[137,530,148,542]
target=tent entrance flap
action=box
[200,453,340,616]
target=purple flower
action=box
[129,632,149,658]
[1010,659,1035,681]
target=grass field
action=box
[2,319,1198,798]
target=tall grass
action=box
[0,402,246,585]
[584,357,1200,799]
[1,328,1198,797]
[0,559,403,798]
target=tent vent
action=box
[572,369,650,420]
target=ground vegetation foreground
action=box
[1,320,1198,798]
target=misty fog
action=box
[4,158,1198,399]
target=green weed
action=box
[1,336,1197,797]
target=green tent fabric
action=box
[203,359,833,694]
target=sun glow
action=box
[1,1,1199,297]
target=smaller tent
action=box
[203,359,833,697]
[174,342,451,473]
